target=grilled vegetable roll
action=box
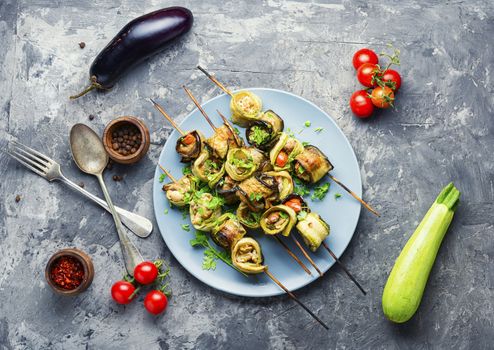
[189,193,222,232]
[282,193,310,214]
[269,132,304,171]
[230,91,262,127]
[192,148,225,187]
[260,110,284,134]
[162,174,198,207]
[266,171,294,202]
[296,212,330,251]
[176,130,204,163]
[246,121,278,151]
[260,205,297,236]
[211,214,246,251]
[237,202,261,229]
[206,124,243,159]
[225,148,260,181]
[236,173,278,212]
[231,237,266,274]
[215,175,239,205]
[294,145,333,183]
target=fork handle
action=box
[60,176,153,238]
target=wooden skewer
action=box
[274,236,312,276]
[182,85,218,132]
[149,98,185,136]
[217,109,242,148]
[158,164,177,183]
[264,269,329,330]
[197,65,234,97]
[322,241,367,295]
[291,235,323,277]
[327,174,380,217]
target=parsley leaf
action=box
[311,182,330,201]
[334,193,342,200]
[182,166,192,175]
[181,224,191,232]
[248,126,270,145]
[164,208,169,215]
[302,141,309,147]
[159,173,167,183]
[304,121,311,127]
[293,177,311,197]
[314,127,324,133]
[202,249,217,270]
[297,210,308,221]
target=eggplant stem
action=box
[69,83,97,100]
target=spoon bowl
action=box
[70,123,108,175]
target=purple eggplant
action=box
[70,7,193,99]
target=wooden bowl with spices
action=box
[45,248,94,296]
[103,116,150,164]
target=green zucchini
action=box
[382,183,460,323]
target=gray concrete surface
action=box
[1,0,493,349]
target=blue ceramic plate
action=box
[153,88,362,297]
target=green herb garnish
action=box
[297,210,308,221]
[249,192,264,202]
[181,224,191,232]
[312,182,330,201]
[248,126,270,145]
[314,127,324,133]
[302,141,309,147]
[182,166,192,175]
[159,173,167,183]
[164,208,169,215]
[304,121,311,127]
[293,177,311,197]
[335,193,342,200]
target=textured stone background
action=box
[0,0,493,349]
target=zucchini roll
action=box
[260,205,297,237]
[266,171,294,202]
[260,110,284,133]
[215,175,239,205]
[236,173,279,212]
[206,123,243,159]
[211,214,246,251]
[192,148,225,188]
[189,193,222,232]
[294,145,334,183]
[230,91,262,127]
[296,212,330,252]
[175,130,204,163]
[162,174,198,207]
[282,193,310,214]
[231,237,266,274]
[246,114,282,151]
[269,133,304,171]
[237,202,261,229]
[225,148,259,181]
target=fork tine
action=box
[10,144,50,169]
[10,141,53,165]
[7,150,47,177]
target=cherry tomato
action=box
[352,48,378,70]
[111,281,136,305]
[357,63,380,87]
[182,133,195,145]
[144,290,168,315]
[275,151,289,167]
[284,198,302,213]
[349,90,374,118]
[134,261,159,285]
[370,86,395,109]
[382,69,402,91]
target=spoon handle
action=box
[96,174,144,275]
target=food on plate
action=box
[294,145,334,183]
[189,192,222,231]
[211,214,246,250]
[205,123,243,159]
[215,175,240,205]
[232,237,266,274]
[266,170,294,201]
[260,205,297,236]
[352,48,379,70]
[176,130,205,163]
[70,7,193,99]
[236,202,261,229]
[192,149,225,187]
[269,132,304,171]
[236,173,278,211]
[382,183,460,323]
[296,212,330,252]
[162,174,197,207]
[230,91,263,127]
[225,148,261,181]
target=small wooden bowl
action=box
[45,248,94,296]
[102,116,150,164]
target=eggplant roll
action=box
[231,237,266,274]
[175,130,204,163]
[246,121,278,151]
[294,145,333,183]
[225,148,259,181]
[230,91,262,127]
[189,193,222,231]
[266,171,293,202]
[296,212,330,251]
[260,205,297,237]
[211,214,246,251]
[162,174,197,207]
[215,175,239,205]
[260,110,284,133]
[282,193,310,214]
[192,149,225,187]
[236,173,278,212]
[205,124,243,159]
[269,132,304,171]
[237,202,261,229]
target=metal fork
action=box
[7,140,153,238]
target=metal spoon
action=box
[69,123,144,275]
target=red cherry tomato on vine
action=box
[111,281,136,305]
[382,69,402,91]
[370,86,395,109]
[350,90,374,118]
[357,63,380,87]
[352,48,379,70]
[134,261,159,285]
[144,290,168,315]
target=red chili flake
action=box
[50,256,85,290]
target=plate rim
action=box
[152,87,362,297]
